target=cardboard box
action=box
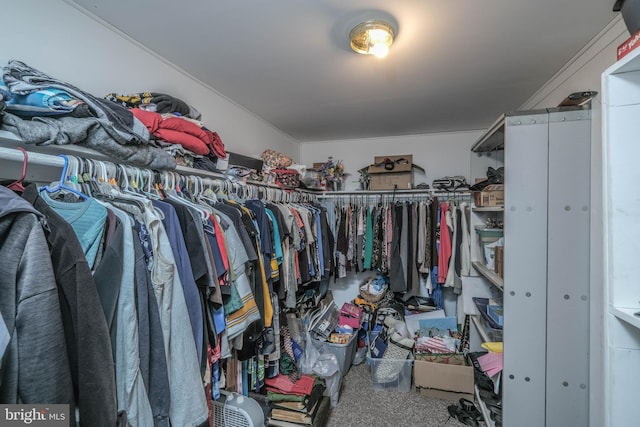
[368,155,413,174]
[368,172,412,190]
[366,155,420,190]
[473,184,504,207]
[494,245,504,278]
[414,357,474,401]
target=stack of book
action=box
[266,378,330,427]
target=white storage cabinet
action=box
[602,46,640,427]
[468,107,591,427]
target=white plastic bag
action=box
[484,237,504,270]
[301,331,342,407]
[353,346,367,366]
[312,352,341,408]
[299,331,320,375]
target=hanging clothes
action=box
[459,201,471,276]
[153,199,205,371]
[1,149,337,426]
[22,184,117,427]
[408,202,421,294]
[0,186,75,417]
[389,203,407,292]
[39,191,107,269]
[106,205,155,426]
[437,202,452,284]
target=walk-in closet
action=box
[0,1,635,427]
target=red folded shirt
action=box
[264,374,315,395]
[131,108,210,155]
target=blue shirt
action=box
[41,191,107,269]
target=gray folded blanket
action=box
[1,112,176,170]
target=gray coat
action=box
[0,186,74,407]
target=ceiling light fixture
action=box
[349,20,395,58]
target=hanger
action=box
[131,166,145,195]
[70,155,84,192]
[41,155,90,200]
[118,164,142,197]
[197,178,220,207]
[92,162,147,211]
[120,164,152,204]
[7,148,28,192]
[139,169,161,200]
[80,158,95,197]
[162,171,209,220]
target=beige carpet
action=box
[325,362,467,427]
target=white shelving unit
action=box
[471,315,492,343]
[472,206,504,213]
[602,46,640,427]
[467,106,592,427]
[471,261,504,290]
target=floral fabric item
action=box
[261,149,293,169]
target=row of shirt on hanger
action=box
[323,197,472,304]
[0,176,335,427]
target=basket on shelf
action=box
[359,276,388,304]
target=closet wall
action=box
[0,0,300,160]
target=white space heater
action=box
[211,391,265,427]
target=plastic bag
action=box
[300,331,342,407]
[299,331,320,375]
[353,346,367,366]
[312,352,341,408]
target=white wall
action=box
[300,131,483,191]
[520,17,628,111]
[0,0,300,160]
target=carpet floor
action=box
[325,362,467,427]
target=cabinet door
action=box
[602,51,640,427]
[503,114,549,427]
[546,109,591,427]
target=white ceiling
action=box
[71,0,617,142]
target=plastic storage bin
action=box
[311,331,358,376]
[487,304,504,327]
[475,227,504,266]
[370,356,413,392]
[472,297,503,342]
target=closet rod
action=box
[0,146,65,168]
[315,189,432,197]
[0,146,317,202]
[314,189,471,198]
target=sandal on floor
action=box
[459,398,482,420]
[447,400,481,427]
[478,388,502,408]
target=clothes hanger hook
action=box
[118,163,130,190]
